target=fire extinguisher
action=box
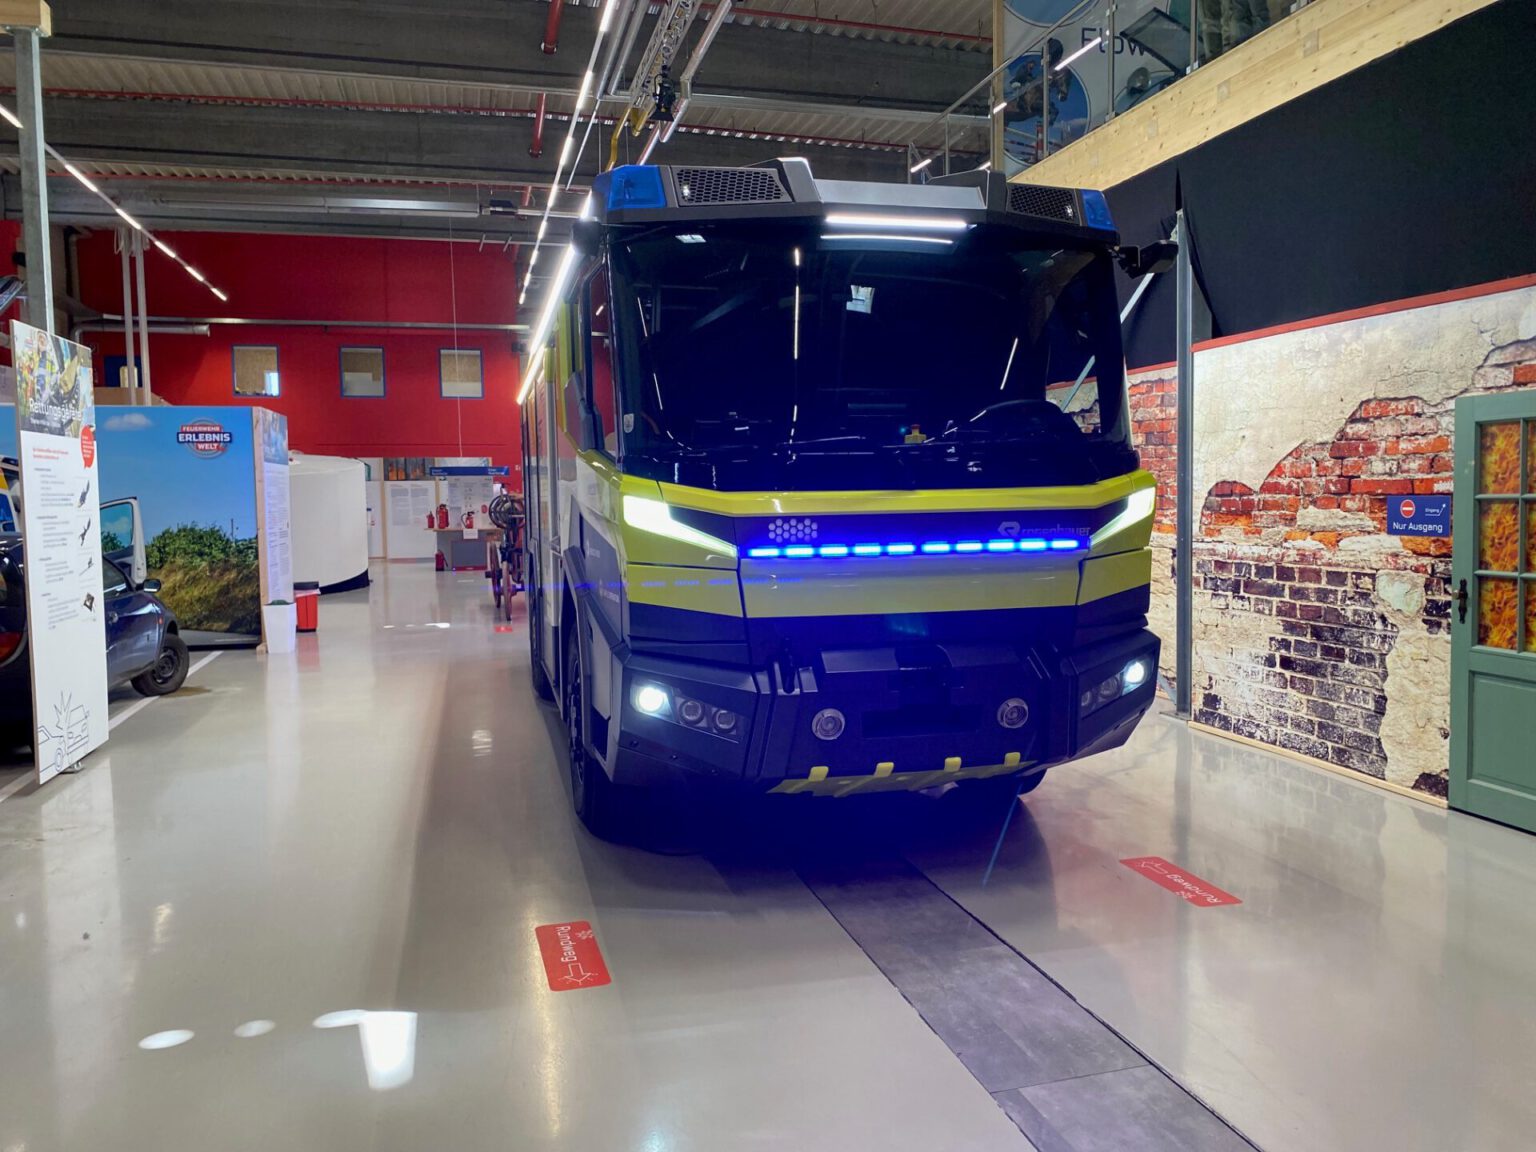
[436,504,449,530]
[425,511,434,529]
[462,510,475,529]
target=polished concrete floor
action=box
[1,564,1533,1151]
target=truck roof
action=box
[587,158,1118,243]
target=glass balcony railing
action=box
[907,0,1313,181]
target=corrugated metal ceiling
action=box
[0,51,974,156]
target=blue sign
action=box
[1387,495,1451,537]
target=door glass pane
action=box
[1479,501,1519,572]
[1527,421,1536,492]
[1528,504,1536,573]
[1479,421,1521,494]
[1526,585,1536,653]
[1478,577,1518,649]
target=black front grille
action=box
[674,167,791,205]
[1007,184,1078,222]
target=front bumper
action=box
[598,627,1159,793]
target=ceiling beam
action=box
[5,95,907,187]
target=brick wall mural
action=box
[1125,280,1536,797]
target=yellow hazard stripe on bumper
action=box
[770,753,1031,797]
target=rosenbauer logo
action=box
[177,420,232,457]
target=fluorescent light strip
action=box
[1057,36,1103,72]
[821,233,954,246]
[516,244,580,403]
[909,156,934,174]
[992,99,1009,115]
[824,213,969,232]
[37,139,231,301]
[745,538,1086,559]
[0,103,19,129]
[63,163,101,194]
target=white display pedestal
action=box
[263,603,297,653]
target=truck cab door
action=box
[100,497,146,586]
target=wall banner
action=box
[11,321,109,784]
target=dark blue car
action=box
[0,537,190,739]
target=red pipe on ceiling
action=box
[528,92,548,158]
[542,0,563,54]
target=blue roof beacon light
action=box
[601,165,668,213]
[1080,189,1115,233]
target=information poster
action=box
[253,408,293,607]
[11,322,109,784]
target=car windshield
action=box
[606,220,1130,488]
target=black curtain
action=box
[1104,0,1536,370]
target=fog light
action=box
[1097,676,1121,703]
[1122,659,1148,689]
[812,708,846,741]
[678,698,706,726]
[997,698,1029,729]
[635,684,669,715]
[713,710,739,736]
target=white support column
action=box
[133,229,153,404]
[11,20,53,334]
[120,228,137,402]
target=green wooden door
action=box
[1449,393,1536,830]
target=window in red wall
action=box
[340,347,385,397]
[440,349,483,398]
[233,346,280,396]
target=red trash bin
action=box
[295,581,321,632]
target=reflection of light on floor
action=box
[472,729,493,757]
[313,1009,418,1091]
[233,1020,275,1038]
[152,902,173,948]
[138,1029,194,1050]
[358,1012,417,1091]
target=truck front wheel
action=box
[564,623,618,838]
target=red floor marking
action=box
[1121,857,1241,907]
[494,625,517,633]
[534,921,612,991]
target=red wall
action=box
[73,231,524,468]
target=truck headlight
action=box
[634,683,671,716]
[632,681,741,742]
[1079,657,1154,717]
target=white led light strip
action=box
[0,102,229,302]
[520,0,621,311]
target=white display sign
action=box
[11,322,109,784]
[254,409,293,606]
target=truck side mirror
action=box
[1117,240,1178,278]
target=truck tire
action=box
[564,621,618,838]
[527,581,555,702]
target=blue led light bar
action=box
[744,538,1086,559]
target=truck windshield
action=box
[607,220,1134,489]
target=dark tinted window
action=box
[609,223,1126,467]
